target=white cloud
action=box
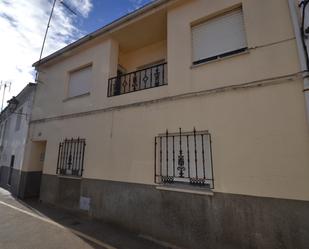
[0,0,92,108]
[128,0,152,11]
[66,0,93,17]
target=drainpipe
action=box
[288,0,309,125]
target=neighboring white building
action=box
[0,83,36,197]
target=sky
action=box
[0,0,152,109]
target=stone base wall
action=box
[19,171,42,198]
[39,174,309,249]
[0,165,42,199]
[0,166,20,196]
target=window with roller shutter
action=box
[192,8,247,65]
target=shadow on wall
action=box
[19,140,47,199]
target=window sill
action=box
[156,184,214,196]
[57,174,82,180]
[191,49,249,69]
[63,92,90,102]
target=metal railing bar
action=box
[80,141,86,176]
[63,139,69,172]
[165,130,168,176]
[154,174,214,181]
[193,128,198,179]
[69,138,73,170]
[77,138,82,175]
[109,82,167,96]
[201,134,206,179]
[172,136,175,177]
[56,143,61,174]
[157,130,210,137]
[162,64,165,84]
[109,63,167,80]
[159,136,162,177]
[60,142,65,171]
[150,67,153,88]
[186,135,190,178]
[154,137,157,183]
[209,134,215,188]
[72,139,77,172]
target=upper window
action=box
[1,118,10,146]
[68,65,92,98]
[192,9,247,65]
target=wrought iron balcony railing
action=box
[108,62,167,97]
[56,138,86,177]
[155,128,214,189]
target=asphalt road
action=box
[0,189,108,249]
[0,188,170,249]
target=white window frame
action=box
[67,64,92,98]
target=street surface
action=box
[0,188,169,249]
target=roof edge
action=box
[0,83,36,118]
[33,0,171,68]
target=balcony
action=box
[108,62,167,97]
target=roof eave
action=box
[33,0,171,68]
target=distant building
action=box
[17,0,309,248]
[0,83,36,198]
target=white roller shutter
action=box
[192,9,247,63]
[68,65,92,98]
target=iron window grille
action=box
[155,128,214,189]
[56,138,86,177]
[107,62,167,97]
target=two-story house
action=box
[24,0,309,248]
[0,83,37,198]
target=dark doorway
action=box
[20,141,47,199]
[8,155,15,185]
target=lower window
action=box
[56,138,86,177]
[155,128,214,189]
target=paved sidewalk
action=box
[0,188,170,249]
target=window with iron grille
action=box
[56,138,86,177]
[155,128,214,189]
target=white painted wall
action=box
[0,88,35,170]
[28,0,309,201]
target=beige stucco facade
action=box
[26,0,309,202]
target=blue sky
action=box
[78,0,152,33]
[0,0,152,107]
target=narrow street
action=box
[0,188,170,249]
